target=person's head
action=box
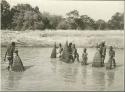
[59,43,62,47]
[69,42,72,47]
[109,46,113,50]
[102,41,105,46]
[11,42,15,47]
[83,48,87,52]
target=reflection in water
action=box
[7,72,24,90]
[1,47,124,91]
[50,59,58,73]
[106,71,115,87]
[81,66,87,85]
[4,65,33,90]
[50,59,79,88]
[92,69,106,90]
[59,64,78,84]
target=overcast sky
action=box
[7,0,124,21]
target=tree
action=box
[66,10,79,19]
[11,4,32,30]
[66,10,97,30]
[80,15,96,30]
[95,19,107,30]
[41,12,51,29]
[1,0,123,31]
[41,12,63,29]
[108,12,124,30]
[57,19,71,30]
[48,15,62,29]
[11,4,44,30]
[1,0,11,29]
[66,10,80,29]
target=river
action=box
[1,47,124,91]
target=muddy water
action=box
[1,47,124,91]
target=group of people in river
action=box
[92,41,116,68]
[3,41,116,72]
[52,41,116,69]
[57,42,80,62]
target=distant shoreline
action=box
[1,46,124,50]
[1,30,124,49]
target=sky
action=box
[6,0,124,21]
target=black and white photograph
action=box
[0,0,124,91]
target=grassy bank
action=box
[1,30,124,49]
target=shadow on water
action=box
[106,71,115,87]
[2,65,34,91]
[50,59,58,73]
[115,64,123,68]
[91,67,116,91]
[1,47,123,91]
[59,64,79,84]
[50,58,79,83]
[50,57,118,90]
[4,71,24,90]
[2,65,34,71]
[91,69,106,90]
[24,65,34,70]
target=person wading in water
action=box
[72,44,79,62]
[4,42,16,71]
[68,43,74,62]
[92,43,102,67]
[101,41,106,65]
[107,46,116,69]
[81,48,88,65]
[57,43,63,58]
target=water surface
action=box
[1,47,124,91]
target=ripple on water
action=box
[1,47,124,91]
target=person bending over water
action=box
[4,42,15,71]
[81,48,88,65]
[12,50,25,72]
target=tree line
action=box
[1,0,124,31]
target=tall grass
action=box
[1,30,124,48]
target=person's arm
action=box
[61,48,63,53]
[113,50,115,57]
[104,47,106,55]
[109,51,112,59]
[82,53,84,59]
[86,53,88,56]
[4,49,8,61]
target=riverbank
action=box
[1,30,124,49]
